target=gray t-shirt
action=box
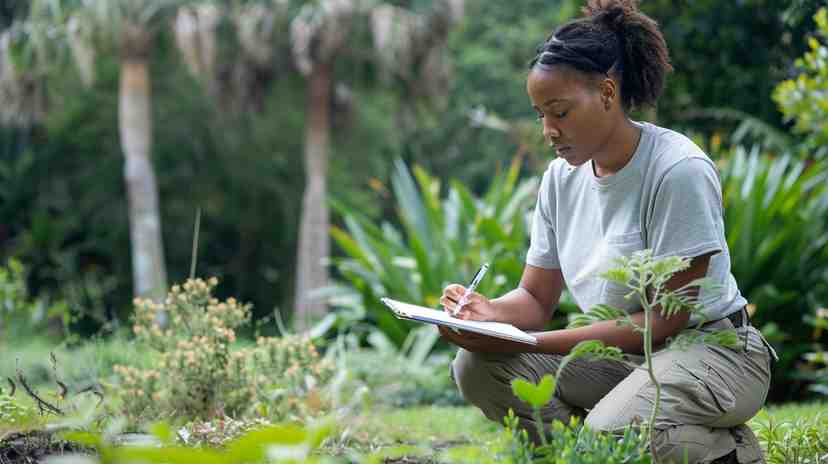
[526,121,746,325]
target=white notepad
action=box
[380,297,538,345]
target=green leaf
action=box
[225,424,307,463]
[511,374,556,409]
[600,267,633,286]
[149,422,174,446]
[111,447,224,464]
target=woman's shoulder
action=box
[640,121,717,179]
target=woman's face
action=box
[526,66,615,166]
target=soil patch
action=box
[0,430,93,464]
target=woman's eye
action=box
[556,111,568,118]
[536,113,545,121]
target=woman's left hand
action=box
[438,326,538,354]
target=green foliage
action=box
[0,258,67,338]
[591,250,719,324]
[334,328,463,408]
[751,409,828,464]
[331,156,539,346]
[511,375,555,410]
[641,0,820,142]
[802,307,828,397]
[567,305,627,329]
[774,8,828,159]
[402,0,577,182]
[60,419,340,464]
[555,340,626,379]
[115,278,334,424]
[0,393,38,426]
[503,412,652,464]
[719,146,828,400]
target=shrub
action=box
[0,258,67,339]
[719,147,828,400]
[115,278,334,424]
[751,408,828,464]
[336,328,463,408]
[502,412,652,464]
[773,8,828,160]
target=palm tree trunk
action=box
[120,57,168,303]
[294,61,332,330]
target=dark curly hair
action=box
[529,0,672,111]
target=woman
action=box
[438,1,776,462]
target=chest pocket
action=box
[600,231,645,312]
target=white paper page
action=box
[381,298,537,344]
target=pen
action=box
[453,263,490,316]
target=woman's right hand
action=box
[439,284,499,322]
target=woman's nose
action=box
[543,124,560,143]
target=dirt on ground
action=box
[0,430,93,464]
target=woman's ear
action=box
[600,77,616,110]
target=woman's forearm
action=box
[490,287,554,330]
[536,309,690,355]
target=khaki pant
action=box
[451,314,774,463]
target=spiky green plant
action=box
[330,156,541,346]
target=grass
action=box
[324,405,503,462]
[326,402,828,462]
[3,335,828,463]
[751,401,828,423]
[0,332,155,391]
[342,405,500,446]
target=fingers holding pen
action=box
[440,284,465,314]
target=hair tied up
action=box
[531,0,671,111]
[582,0,639,36]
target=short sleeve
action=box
[647,157,723,260]
[526,170,561,269]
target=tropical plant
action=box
[774,7,828,160]
[5,0,192,303]
[718,145,828,399]
[330,155,539,346]
[168,0,466,329]
[289,0,465,329]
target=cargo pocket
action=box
[731,424,765,464]
[673,360,736,423]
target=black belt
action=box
[702,307,750,328]
[724,307,749,328]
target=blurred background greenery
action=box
[1,0,827,405]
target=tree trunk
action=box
[294,61,332,331]
[120,58,168,303]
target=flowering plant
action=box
[115,278,333,424]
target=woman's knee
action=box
[451,349,511,407]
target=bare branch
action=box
[16,369,63,416]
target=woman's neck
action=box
[592,118,642,178]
